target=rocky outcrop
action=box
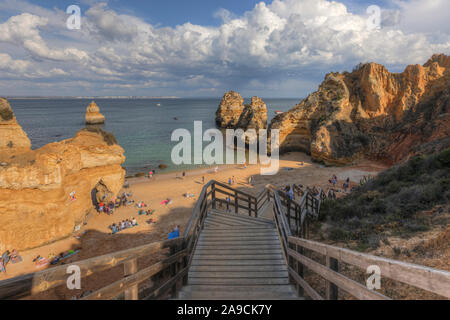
[85,101,105,125]
[216,91,245,128]
[0,100,125,251]
[270,54,450,165]
[0,98,31,152]
[236,96,268,131]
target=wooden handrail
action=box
[288,237,450,299]
[0,238,182,300]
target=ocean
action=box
[8,98,300,175]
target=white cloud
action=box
[0,0,448,96]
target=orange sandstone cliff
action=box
[0,101,125,251]
[269,54,450,165]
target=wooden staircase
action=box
[1,180,449,300]
[177,210,300,300]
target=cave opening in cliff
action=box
[91,181,112,208]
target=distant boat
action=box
[156,103,161,107]
[173,117,178,120]
[274,110,284,115]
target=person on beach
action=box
[202,176,205,184]
[148,171,153,179]
[226,196,231,213]
[182,171,186,179]
[287,186,294,201]
[232,176,235,185]
[248,176,253,186]
[228,177,232,185]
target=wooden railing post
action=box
[124,258,138,300]
[235,191,238,214]
[211,183,216,210]
[326,255,339,300]
[248,195,251,216]
[169,245,179,299]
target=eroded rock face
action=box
[0,102,125,251]
[0,98,31,152]
[216,91,245,128]
[85,101,105,125]
[236,96,268,131]
[270,54,450,165]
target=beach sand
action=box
[0,152,387,298]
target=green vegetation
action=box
[83,127,118,145]
[320,148,450,251]
[0,107,13,121]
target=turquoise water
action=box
[8,98,299,174]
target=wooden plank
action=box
[287,248,390,300]
[210,211,274,225]
[81,250,186,300]
[326,256,339,300]
[288,237,450,298]
[192,254,284,260]
[189,265,288,272]
[194,249,282,255]
[288,267,323,300]
[198,236,279,242]
[188,277,290,285]
[191,259,286,266]
[189,271,288,278]
[182,284,295,293]
[179,291,298,300]
[0,238,183,300]
[199,232,277,238]
[207,214,263,226]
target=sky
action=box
[0,0,448,98]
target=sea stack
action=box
[85,101,105,125]
[0,97,31,152]
[236,96,268,131]
[215,91,245,128]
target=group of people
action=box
[0,250,22,273]
[328,175,351,192]
[97,192,134,215]
[109,218,138,234]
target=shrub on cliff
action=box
[82,127,118,145]
[320,148,450,250]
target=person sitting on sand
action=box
[10,249,22,264]
[287,186,294,201]
[132,218,138,226]
[0,258,5,273]
[2,251,10,266]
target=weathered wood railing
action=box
[271,185,450,300]
[286,237,450,300]
[0,238,185,300]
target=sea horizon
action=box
[9,97,301,175]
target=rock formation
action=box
[0,100,125,251]
[216,91,245,128]
[85,101,105,125]
[236,96,268,131]
[0,98,31,152]
[269,54,450,165]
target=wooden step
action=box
[207,213,270,225]
[189,271,288,278]
[180,285,296,293]
[189,265,288,272]
[194,248,282,255]
[192,254,284,260]
[188,277,290,285]
[178,290,300,300]
[195,244,281,250]
[197,240,281,246]
[210,210,274,225]
[191,259,286,266]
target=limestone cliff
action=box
[0,98,31,152]
[0,101,125,251]
[236,96,268,131]
[216,91,245,128]
[85,101,105,125]
[269,54,450,165]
